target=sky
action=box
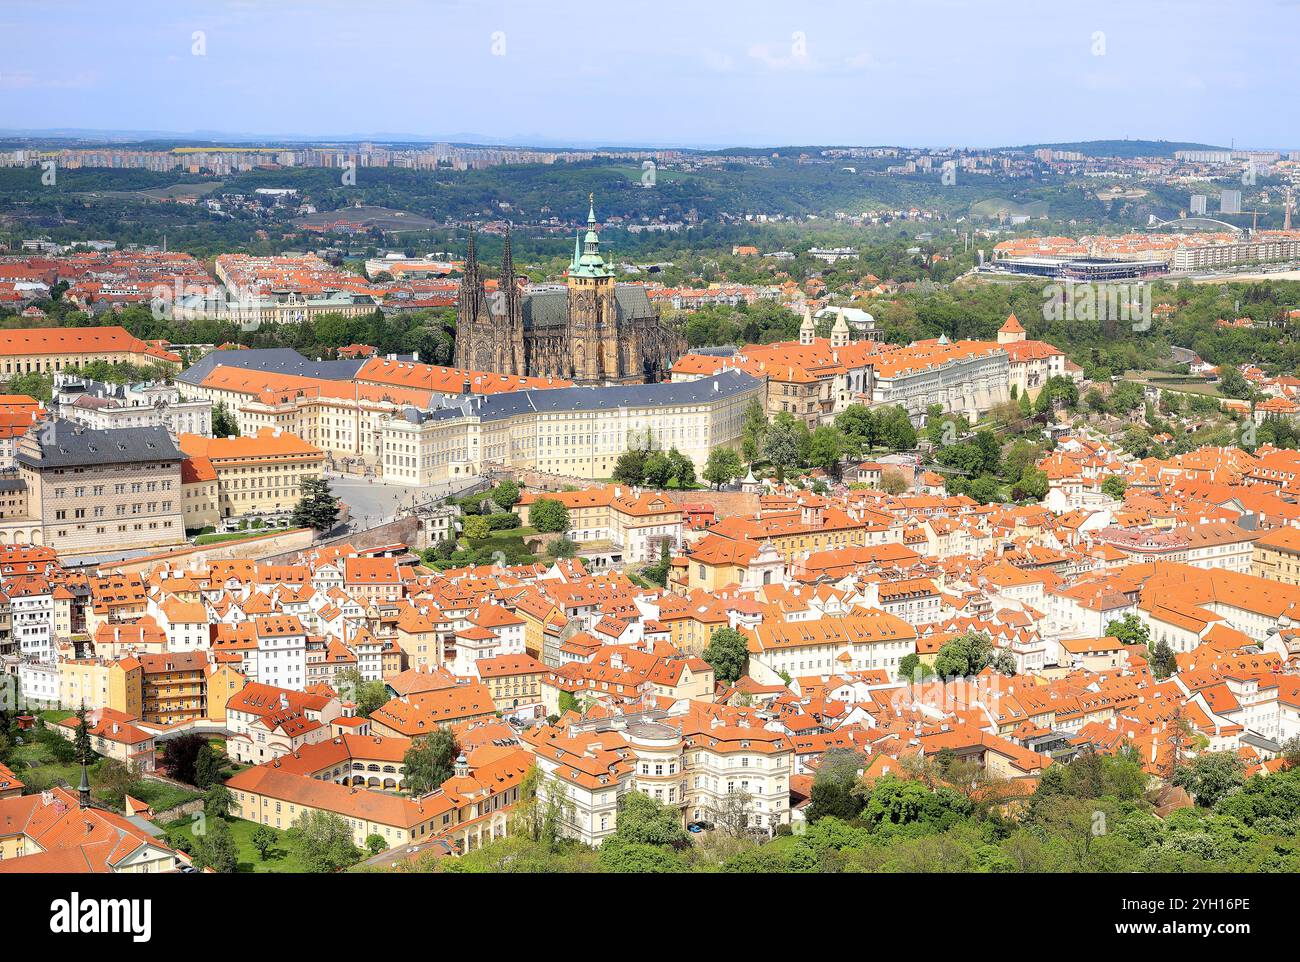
[1,0,1297,150]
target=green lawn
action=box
[126,779,202,813]
[225,817,311,873]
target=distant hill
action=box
[1009,140,1227,159]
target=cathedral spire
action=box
[500,224,515,287]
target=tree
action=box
[1172,752,1246,808]
[965,475,1001,505]
[194,743,224,788]
[291,476,340,532]
[1012,466,1049,502]
[403,726,460,795]
[1217,366,1251,400]
[897,653,934,681]
[72,704,94,766]
[1150,639,1179,679]
[337,669,389,717]
[546,537,578,559]
[702,626,748,685]
[877,405,917,451]
[703,446,743,488]
[879,469,908,495]
[205,785,234,820]
[763,412,806,481]
[251,824,278,861]
[933,631,1003,678]
[1101,475,1128,500]
[666,447,696,488]
[529,497,569,533]
[807,750,866,822]
[293,810,362,873]
[741,399,768,463]
[366,833,389,856]
[1105,612,1149,648]
[160,732,207,785]
[462,514,491,543]
[643,450,673,488]
[211,401,241,438]
[491,479,520,511]
[191,818,238,873]
[808,425,846,477]
[609,791,689,847]
[612,449,648,485]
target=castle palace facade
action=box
[454,199,685,385]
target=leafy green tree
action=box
[807,750,866,823]
[403,726,460,795]
[933,631,1003,678]
[808,426,846,476]
[703,446,743,488]
[251,824,278,861]
[366,833,389,856]
[191,818,239,873]
[1150,639,1178,679]
[1012,466,1049,502]
[643,450,673,488]
[612,449,648,485]
[1105,613,1149,647]
[462,515,491,542]
[292,810,362,873]
[290,476,340,532]
[529,497,569,533]
[204,784,234,820]
[609,791,689,847]
[194,743,224,788]
[763,412,807,481]
[1101,475,1128,500]
[897,653,934,681]
[1173,752,1246,808]
[741,399,768,463]
[211,401,241,438]
[702,627,748,685]
[337,668,389,717]
[491,479,520,510]
[666,447,696,487]
[877,405,917,451]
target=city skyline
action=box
[1,0,1297,150]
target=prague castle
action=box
[454,197,685,385]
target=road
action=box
[325,471,486,533]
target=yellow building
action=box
[1252,526,1300,587]
[178,427,325,521]
[58,657,143,716]
[0,326,180,377]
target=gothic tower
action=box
[566,195,618,384]
[495,226,526,374]
[454,230,487,371]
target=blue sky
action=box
[1,0,1296,149]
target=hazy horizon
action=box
[1,0,1296,150]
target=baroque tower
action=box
[566,194,619,383]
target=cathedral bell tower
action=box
[566,194,618,384]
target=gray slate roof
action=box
[177,348,372,387]
[418,369,760,423]
[17,421,182,469]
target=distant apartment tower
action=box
[1220,189,1243,215]
[1190,194,1208,216]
